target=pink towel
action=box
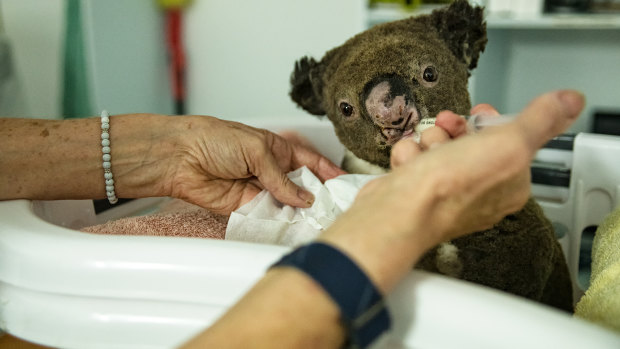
[81,199,228,239]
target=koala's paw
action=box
[435,242,463,277]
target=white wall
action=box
[83,0,172,116]
[3,0,619,130]
[1,0,366,121]
[1,0,175,119]
[1,0,64,118]
[185,0,367,122]
[474,28,620,133]
[83,0,367,119]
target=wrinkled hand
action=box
[390,103,500,168]
[320,90,584,293]
[387,90,582,243]
[167,116,345,214]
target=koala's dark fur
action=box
[290,0,573,311]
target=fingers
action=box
[419,126,451,149]
[435,111,468,138]
[470,103,500,117]
[278,130,320,153]
[290,142,347,181]
[391,137,422,168]
[515,90,584,151]
[253,152,316,208]
[245,130,345,208]
[391,118,456,168]
[435,104,501,138]
[237,179,265,208]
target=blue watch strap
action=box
[271,242,391,348]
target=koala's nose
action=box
[383,95,409,127]
[364,80,417,129]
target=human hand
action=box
[390,103,501,168]
[320,90,584,292]
[165,116,345,214]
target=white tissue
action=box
[225,166,379,247]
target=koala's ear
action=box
[430,0,487,70]
[290,56,326,116]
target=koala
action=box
[290,0,573,312]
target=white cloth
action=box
[225,166,379,247]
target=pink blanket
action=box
[81,199,228,239]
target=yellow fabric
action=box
[575,205,620,332]
[156,0,192,9]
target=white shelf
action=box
[367,4,443,25]
[368,7,620,30]
[487,13,620,29]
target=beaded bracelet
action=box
[100,110,118,204]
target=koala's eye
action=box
[339,102,354,117]
[423,66,438,82]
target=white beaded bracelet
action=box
[100,110,118,204]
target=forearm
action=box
[183,222,429,349]
[0,115,177,200]
[183,268,346,349]
[318,217,428,295]
[182,163,433,349]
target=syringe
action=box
[414,113,517,135]
[465,113,517,133]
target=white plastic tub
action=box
[1,118,620,348]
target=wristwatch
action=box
[271,242,391,348]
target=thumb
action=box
[254,154,315,208]
[516,90,584,151]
